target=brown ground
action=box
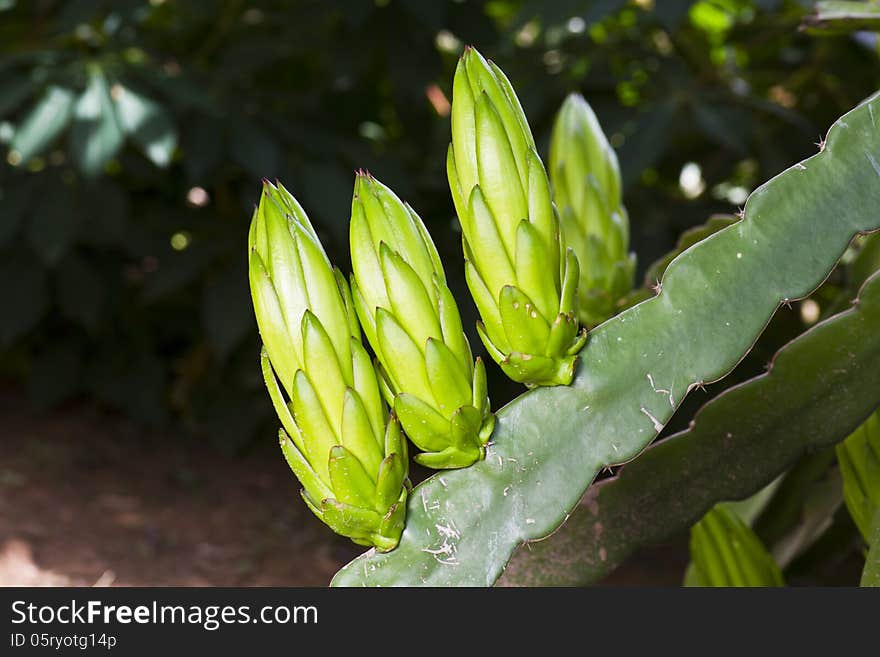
[0,387,683,587]
[0,387,362,586]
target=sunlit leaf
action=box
[9,85,75,163]
[115,85,178,168]
[70,68,124,177]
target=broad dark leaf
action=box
[26,175,78,266]
[56,252,105,331]
[0,248,49,345]
[201,259,252,361]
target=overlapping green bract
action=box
[248,181,408,551]
[550,94,635,327]
[685,506,784,587]
[349,173,494,469]
[447,47,586,387]
[837,409,880,542]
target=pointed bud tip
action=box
[299,308,320,334]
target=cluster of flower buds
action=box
[447,47,587,387]
[549,94,635,327]
[249,181,408,551]
[349,172,493,469]
[249,47,635,550]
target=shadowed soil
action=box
[0,387,682,587]
[0,388,361,586]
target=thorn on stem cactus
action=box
[549,93,636,327]
[447,47,587,388]
[350,172,494,469]
[249,180,408,551]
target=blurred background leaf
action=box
[10,86,75,164]
[69,67,124,177]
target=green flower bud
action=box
[248,180,408,551]
[836,410,880,543]
[686,505,784,587]
[447,47,587,388]
[349,172,494,469]
[550,93,636,327]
